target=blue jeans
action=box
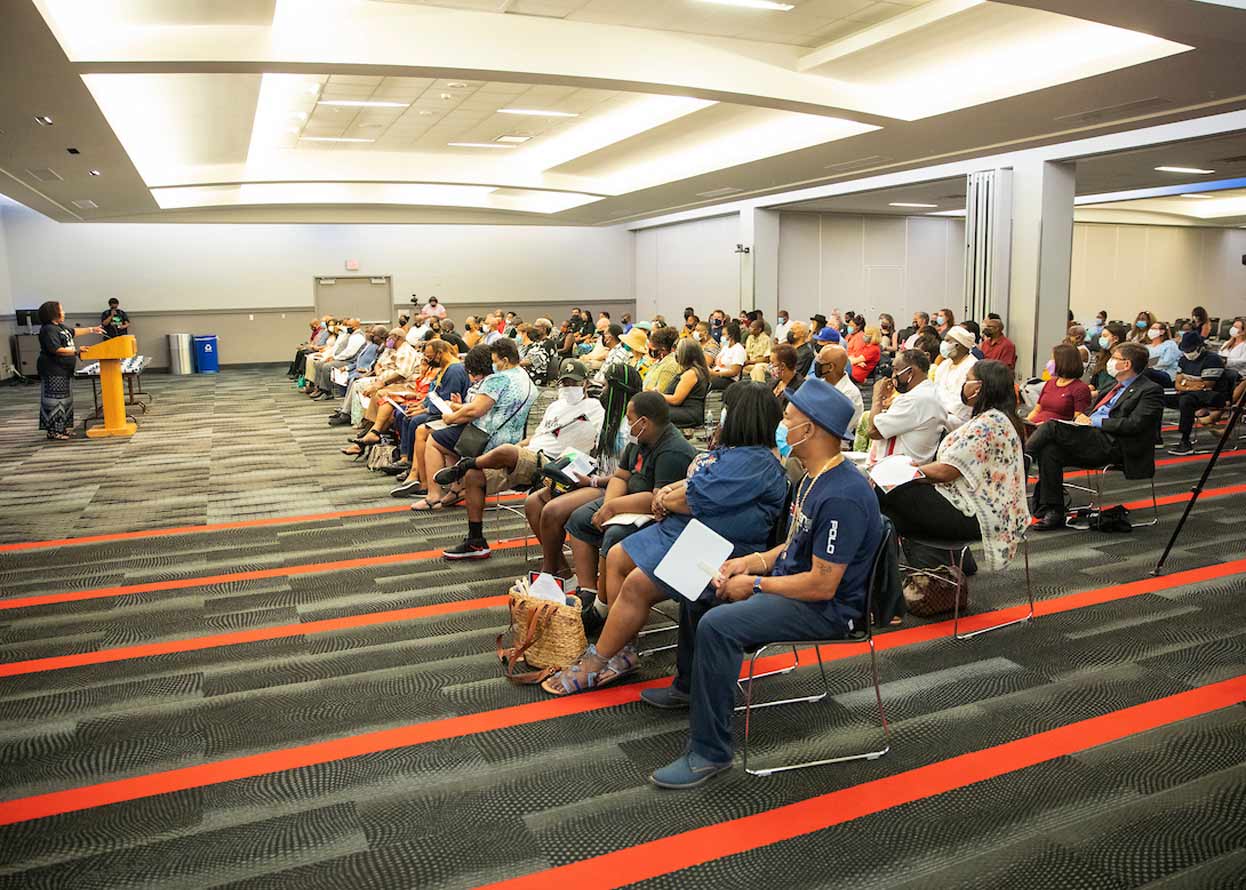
[676,593,847,764]
[398,412,432,457]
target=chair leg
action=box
[954,537,1035,640]
[1131,478,1160,528]
[735,645,801,702]
[637,603,679,656]
[742,643,889,777]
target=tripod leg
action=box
[1152,386,1246,576]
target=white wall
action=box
[1070,223,1246,325]
[634,214,740,323]
[1,204,634,314]
[778,212,966,325]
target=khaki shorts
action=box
[483,446,542,494]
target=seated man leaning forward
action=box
[547,378,883,790]
[438,359,605,559]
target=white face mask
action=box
[1231,326,1243,339]
[1106,358,1125,377]
[623,418,643,446]
[720,407,727,426]
[558,385,585,405]
[1148,328,1162,340]
[1183,350,1201,361]
[939,340,955,359]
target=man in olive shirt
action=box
[566,391,697,631]
[100,298,130,339]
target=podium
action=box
[79,335,138,438]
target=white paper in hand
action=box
[869,455,923,492]
[602,513,654,529]
[655,519,733,602]
[427,391,454,416]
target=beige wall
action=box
[1070,223,1246,325]
[778,212,966,325]
[634,214,740,322]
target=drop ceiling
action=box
[1,0,1245,225]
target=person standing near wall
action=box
[99,297,130,339]
[37,300,104,441]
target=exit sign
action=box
[345,259,360,271]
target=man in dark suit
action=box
[1025,341,1163,531]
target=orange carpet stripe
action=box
[0,493,528,554]
[474,674,1246,890]
[0,556,1242,826]
[1,452,1241,555]
[0,538,530,612]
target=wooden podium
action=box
[80,335,138,438]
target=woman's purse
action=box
[496,576,586,684]
[902,565,968,617]
[455,375,533,459]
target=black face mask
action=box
[892,366,914,393]
[813,361,824,380]
[786,331,797,345]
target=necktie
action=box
[1093,383,1121,413]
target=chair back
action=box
[856,519,896,640]
[766,476,796,548]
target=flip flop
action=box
[439,485,466,508]
[411,497,444,512]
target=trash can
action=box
[168,333,194,375]
[192,334,219,374]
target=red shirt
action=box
[850,342,881,384]
[1031,377,1092,423]
[981,335,1017,370]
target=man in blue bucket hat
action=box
[645,377,883,789]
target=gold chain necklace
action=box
[785,453,845,546]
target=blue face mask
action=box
[775,421,792,459]
[846,325,856,334]
[491,363,499,373]
[1136,320,1148,329]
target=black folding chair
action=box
[736,524,894,777]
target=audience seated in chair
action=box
[380,340,476,488]
[1027,343,1091,426]
[933,326,978,429]
[708,322,746,391]
[1167,331,1230,455]
[769,343,804,409]
[438,359,605,559]
[544,378,879,790]
[642,327,681,395]
[524,363,642,578]
[663,338,711,430]
[416,338,538,511]
[813,344,864,434]
[865,348,946,465]
[876,360,1028,578]
[1026,342,1163,531]
[561,391,698,632]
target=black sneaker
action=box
[381,461,410,476]
[580,598,606,637]
[1167,441,1194,456]
[390,477,426,498]
[444,538,491,560]
[434,459,472,487]
[328,412,351,426]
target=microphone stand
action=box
[1152,381,1246,575]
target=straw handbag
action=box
[496,576,586,684]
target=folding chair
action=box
[735,524,894,777]
[1065,464,1159,529]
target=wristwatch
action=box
[752,576,764,596]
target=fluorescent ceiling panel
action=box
[151,182,602,214]
[802,2,1191,120]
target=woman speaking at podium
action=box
[37,300,103,441]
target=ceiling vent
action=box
[695,186,744,198]
[1054,96,1174,126]
[71,199,98,209]
[1213,153,1246,165]
[26,167,63,183]
[824,155,892,173]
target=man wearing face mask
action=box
[638,378,880,788]
[1167,331,1229,456]
[866,349,946,464]
[788,322,815,378]
[306,318,365,399]
[979,318,1017,371]
[773,309,792,346]
[933,326,978,429]
[564,392,697,624]
[440,360,605,559]
[902,312,930,350]
[1026,342,1164,530]
[813,344,864,434]
[328,326,389,425]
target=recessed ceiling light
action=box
[317,99,410,108]
[306,83,321,95]
[1155,166,1215,174]
[446,81,468,88]
[497,108,579,118]
[299,136,375,143]
[695,0,795,9]
[495,134,532,144]
[447,142,516,149]
[88,169,101,176]
[417,110,435,116]
[440,93,454,101]
[889,202,939,208]
[34,115,53,126]
[1183,193,1215,198]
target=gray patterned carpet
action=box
[0,368,1243,889]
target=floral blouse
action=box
[933,409,1028,572]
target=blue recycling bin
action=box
[192,335,219,373]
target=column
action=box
[1007,159,1075,379]
[738,208,780,321]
